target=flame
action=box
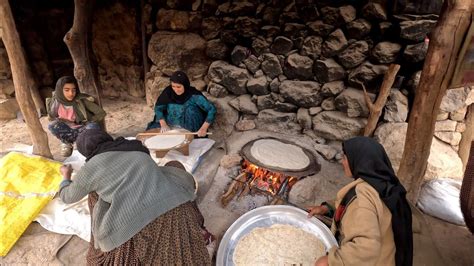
[242,159,296,195]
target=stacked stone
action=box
[0,42,19,120]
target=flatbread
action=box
[250,139,310,170]
[144,133,186,150]
[233,224,326,266]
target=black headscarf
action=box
[76,129,149,161]
[342,136,413,266]
[54,76,80,106]
[156,71,203,105]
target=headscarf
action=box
[342,136,413,266]
[54,76,80,106]
[76,129,149,161]
[156,71,203,105]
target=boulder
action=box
[235,119,256,131]
[362,2,387,20]
[440,87,470,113]
[322,29,348,57]
[313,58,346,83]
[321,81,345,97]
[337,41,369,69]
[261,25,281,39]
[256,109,302,134]
[297,108,312,129]
[434,132,462,146]
[0,79,15,97]
[208,82,229,98]
[379,22,392,35]
[262,6,280,24]
[0,98,19,120]
[148,32,209,79]
[384,89,408,122]
[404,42,428,63]
[313,144,338,160]
[309,107,323,116]
[220,30,239,45]
[279,80,322,108]
[243,55,260,74]
[400,20,437,42]
[247,76,269,95]
[274,102,298,112]
[450,106,468,121]
[371,42,402,64]
[335,88,375,118]
[269,78,280,93]
[282,23,307,40]
[229,94,258,114]
[251,37,271,56]
[256,94,275,110]
[231,45,250,66]
[207,60,250,95]
[346,19,372,39]
[296,3,320,22]
[348,61,389,88]
[206,39,230,60]
[374,122,408,172]
[456,123,466,133]
[201,17,222,40]
[435,120,457,132]
[284,54,314,80]
[0,44,12,79]
[235,17,261,38]
[228,1,256,16]
[220,154,243,169]
[300,36,323,60]
[307,20,334,37]
[156,9,193,31]
[313,111,367,140]
[145,70,170,106]
[321,97,336,111]
[425,138,463,180]
[270,36,294,55]
[261,53,283,79]
[320,6,356,26]
[207,95,239,140]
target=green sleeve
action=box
[83,99,106,122]
[194,95,217,124]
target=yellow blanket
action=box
[0,152,62,256]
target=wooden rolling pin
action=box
[136,131,213,137]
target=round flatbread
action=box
[250,139,310,170]
[233,224,326,265]
[144,133,186,150]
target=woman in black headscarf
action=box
[146,71,216,137]
[308,136,413,266]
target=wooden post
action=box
[63,0,103,106]
[362,64,401,137]
[459,104,473,170]
[397,0,473,202]
[0,0,52,158]
[140,0,149,78]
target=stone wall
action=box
[0,41,19,120]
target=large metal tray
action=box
[216,205,338,266]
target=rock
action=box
[435,120,458,132]
[337,40,369,69]
[229,94,258,115]
[0,98,20,120]
[440,87,470,113]
[0,44,12,79]
[220,154,243,169]
[156,9,192,31]
[456,122,466,133]
[379,22,392,35]
[348,61,389,89]
[297,108,312,129]
[426,138,463,180]
[339,5,357,23]
[407,71,421,91]
[216,2,231,15]
[437,111,449,121]
[313,58,346,83]
[256,94,275,110]
[313,143,338,160]
[322,29,348,57]
[371,42,402,64]
[207,96,239,140]
[309,107,323,116]
[208,82,229,98]
[307,20,334,37]
[362,2,387,20]
[261,25,281,39]
[269,78,280,93]
[229,1,256,16]
[320,6,356,26]
[400,20,437,42]
[220,30,239,45]
[384,89,409,122]
[262,7,281,24]
[313,111,367,141]
[243,55,260,74]
[261,53,283,79]
[206,39,229,60]
[235,119,256,131]
[450,106,468,121]
[374,122,408,172]
[235,17,261,38]
[0,79,15,97]
[148,32,209,79]
[346,19,372,39]
[231,45,250,66]
[321,97,336,111]
[279,80,322,108]
[256,109,302,134]
[335,88,375,118]
[274,102,298,112]
[145,70,170,106]
[201,17,222,40]
[435,132,462,146]
[193,79,206,91]
[207,60,250,95]
[270,36,294,55]
[251,37,271,56]
[303,129,326,144]
[296,3,319,22]
[404,42,428,63]
[300,36,323,60]
[284,54,314,80]
[282,23,307,40]
[247,76,269,95]
[321,81,345,97]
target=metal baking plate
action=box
[216,205,338,266]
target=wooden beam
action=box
[0,0,52,158]
[459,104,473,170]
[397,0,473,202]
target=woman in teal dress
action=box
[147,71,217,137]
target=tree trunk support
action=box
[0,0,52,158]
[362,64,401,137]
[397,0,473,202]
[459,104,473,171]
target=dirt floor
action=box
[1,99,473,265]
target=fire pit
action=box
[221,138,320,207]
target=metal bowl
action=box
[216,205,338,266]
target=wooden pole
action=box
[397,0,473,202]
[362,64,401,137]
[0,0,52,158]
[63,0,103,106]
[140,0,149,78]
[459,104,473,171]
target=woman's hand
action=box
[60,164,73,180]
[315,255,328,266]
[159,120,170,133]
[197,122,210,137]
[307,205,329,218]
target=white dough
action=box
[250,139,310,170]
[233,224,326,266]
[144,133,186,150]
